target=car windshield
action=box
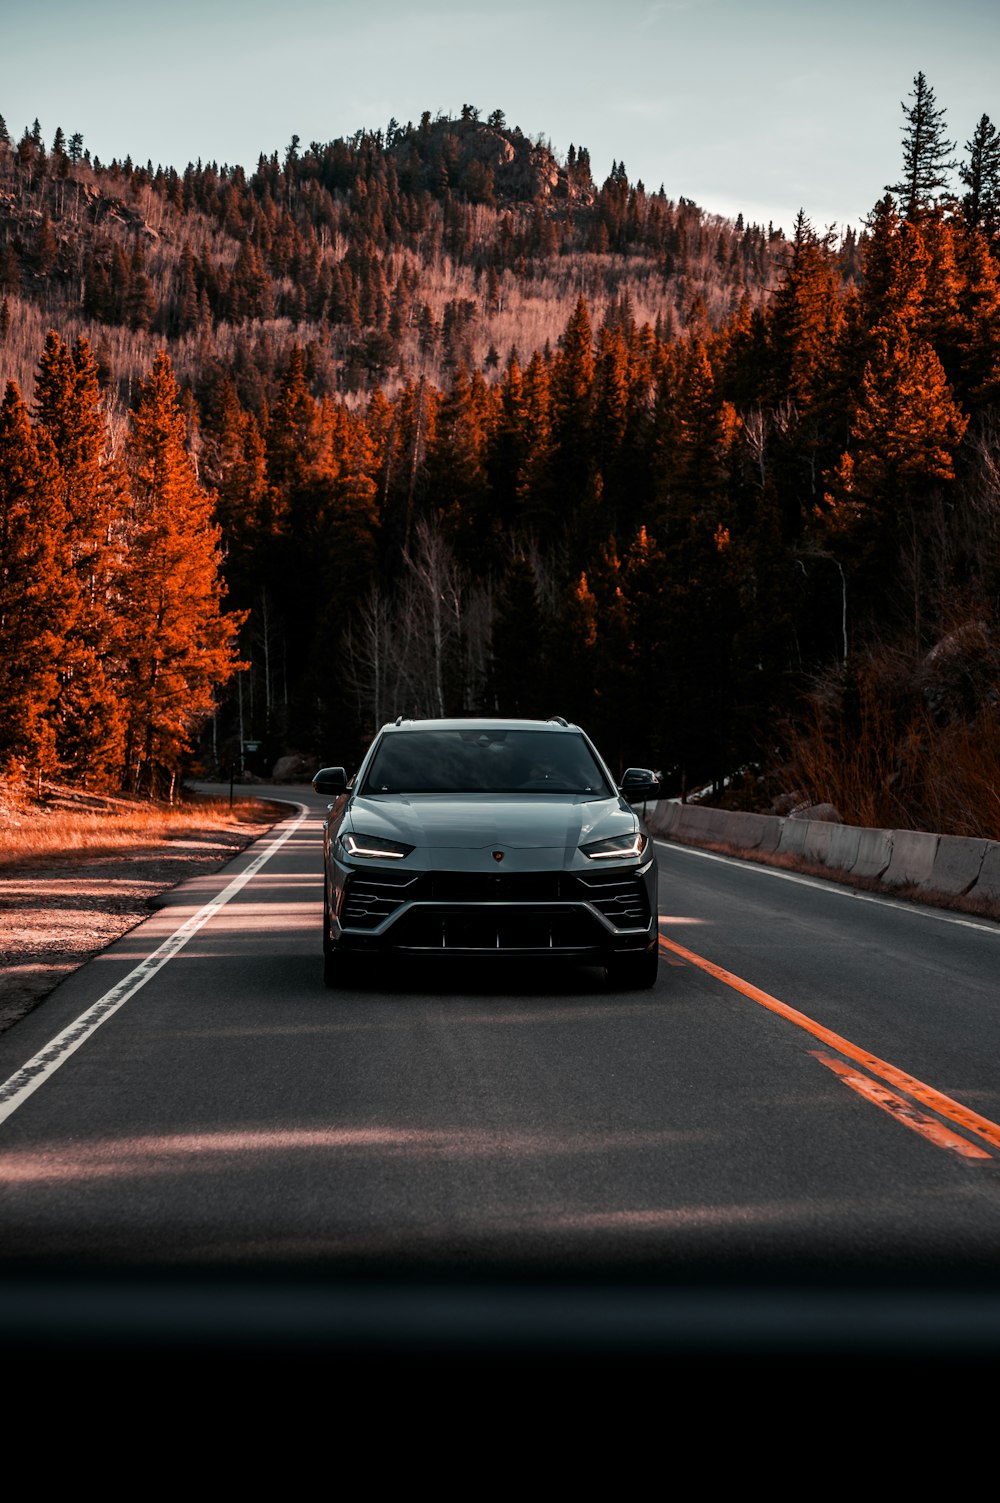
[360,728,612,795]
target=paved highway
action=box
[3,785,1000,1368]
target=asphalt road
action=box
[3,784,1000,1372]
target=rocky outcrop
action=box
[389,114,594,207]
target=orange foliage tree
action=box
[0,381,74,780]
[119,352,246,794]
[33,331,128,784]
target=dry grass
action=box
[781,644,1000,841]
[0,784,284,872]
[0,782,289,1033]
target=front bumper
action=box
[327,858,658,959]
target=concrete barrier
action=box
[674,804,733,842]
[882,829,940,887]
[851,828,895,880]
[777,818,808,856]
[644,798,1000,913]
[925,835,988,896]
[644,801,679,837]
[724,811,783,851]
[648,802,782,850]
[799,820,838,865]
[755,816,784,853]
[826,823,863,872]
[969,845,1000,904]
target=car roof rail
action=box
[546,715,569,727]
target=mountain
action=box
[0,106,849,411]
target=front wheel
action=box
[323,944,359,989]
[323,883,356,989]
[604,947,659,991]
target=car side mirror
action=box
[619,767,659,798]
[313,766,348,795]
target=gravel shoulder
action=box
[0,809,282,1037]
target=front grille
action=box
[389,905,599,953]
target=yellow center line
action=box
[659,934,1000,1155]
[811,1052,992,1160]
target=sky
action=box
[1,0,997,236]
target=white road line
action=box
[655,838,1000,937]
[0,807,310,1130]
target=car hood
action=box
[346,793,637,855]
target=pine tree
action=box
[484,351,530,536]
[175,242,200,333]
[654,337,739,527]
[618,525,671,766]
[918,211,966,387]
[125,238,156,329]
[856,196,929,340]
[33,214,57,277]
[551,294,594,421]
[849,329,966,489]
[570,541,634,767]
[33,332,128,784]
[823,326,968,645]
[953,224,1000,403]
[265,344,331,508]
[960,114,1000,240]
[546,295,595,538]
[514,350,556,539]
[0,382,75,777]
[592,324,630,498]
[488,555,548,716]
[886,72,957,219]
[548,569,600,730]
[200,377,268,575]
[120,353,246,793]
[766,211,844,411]
[425,362,491,566]
[273,399,381,750]
[382,375,436,559]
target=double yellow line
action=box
[659,934,1000,1163]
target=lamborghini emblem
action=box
[492,850,504,862]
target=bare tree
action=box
[400,517,465,717]
[341,585,395,732]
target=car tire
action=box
[322,883,334,955]
[323,945,358,989]
[604,947,659,991]
[322,884,356,989]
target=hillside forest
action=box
[2,79,1000,836]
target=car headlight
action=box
[339,831,415,860]
[579,831,648,860]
